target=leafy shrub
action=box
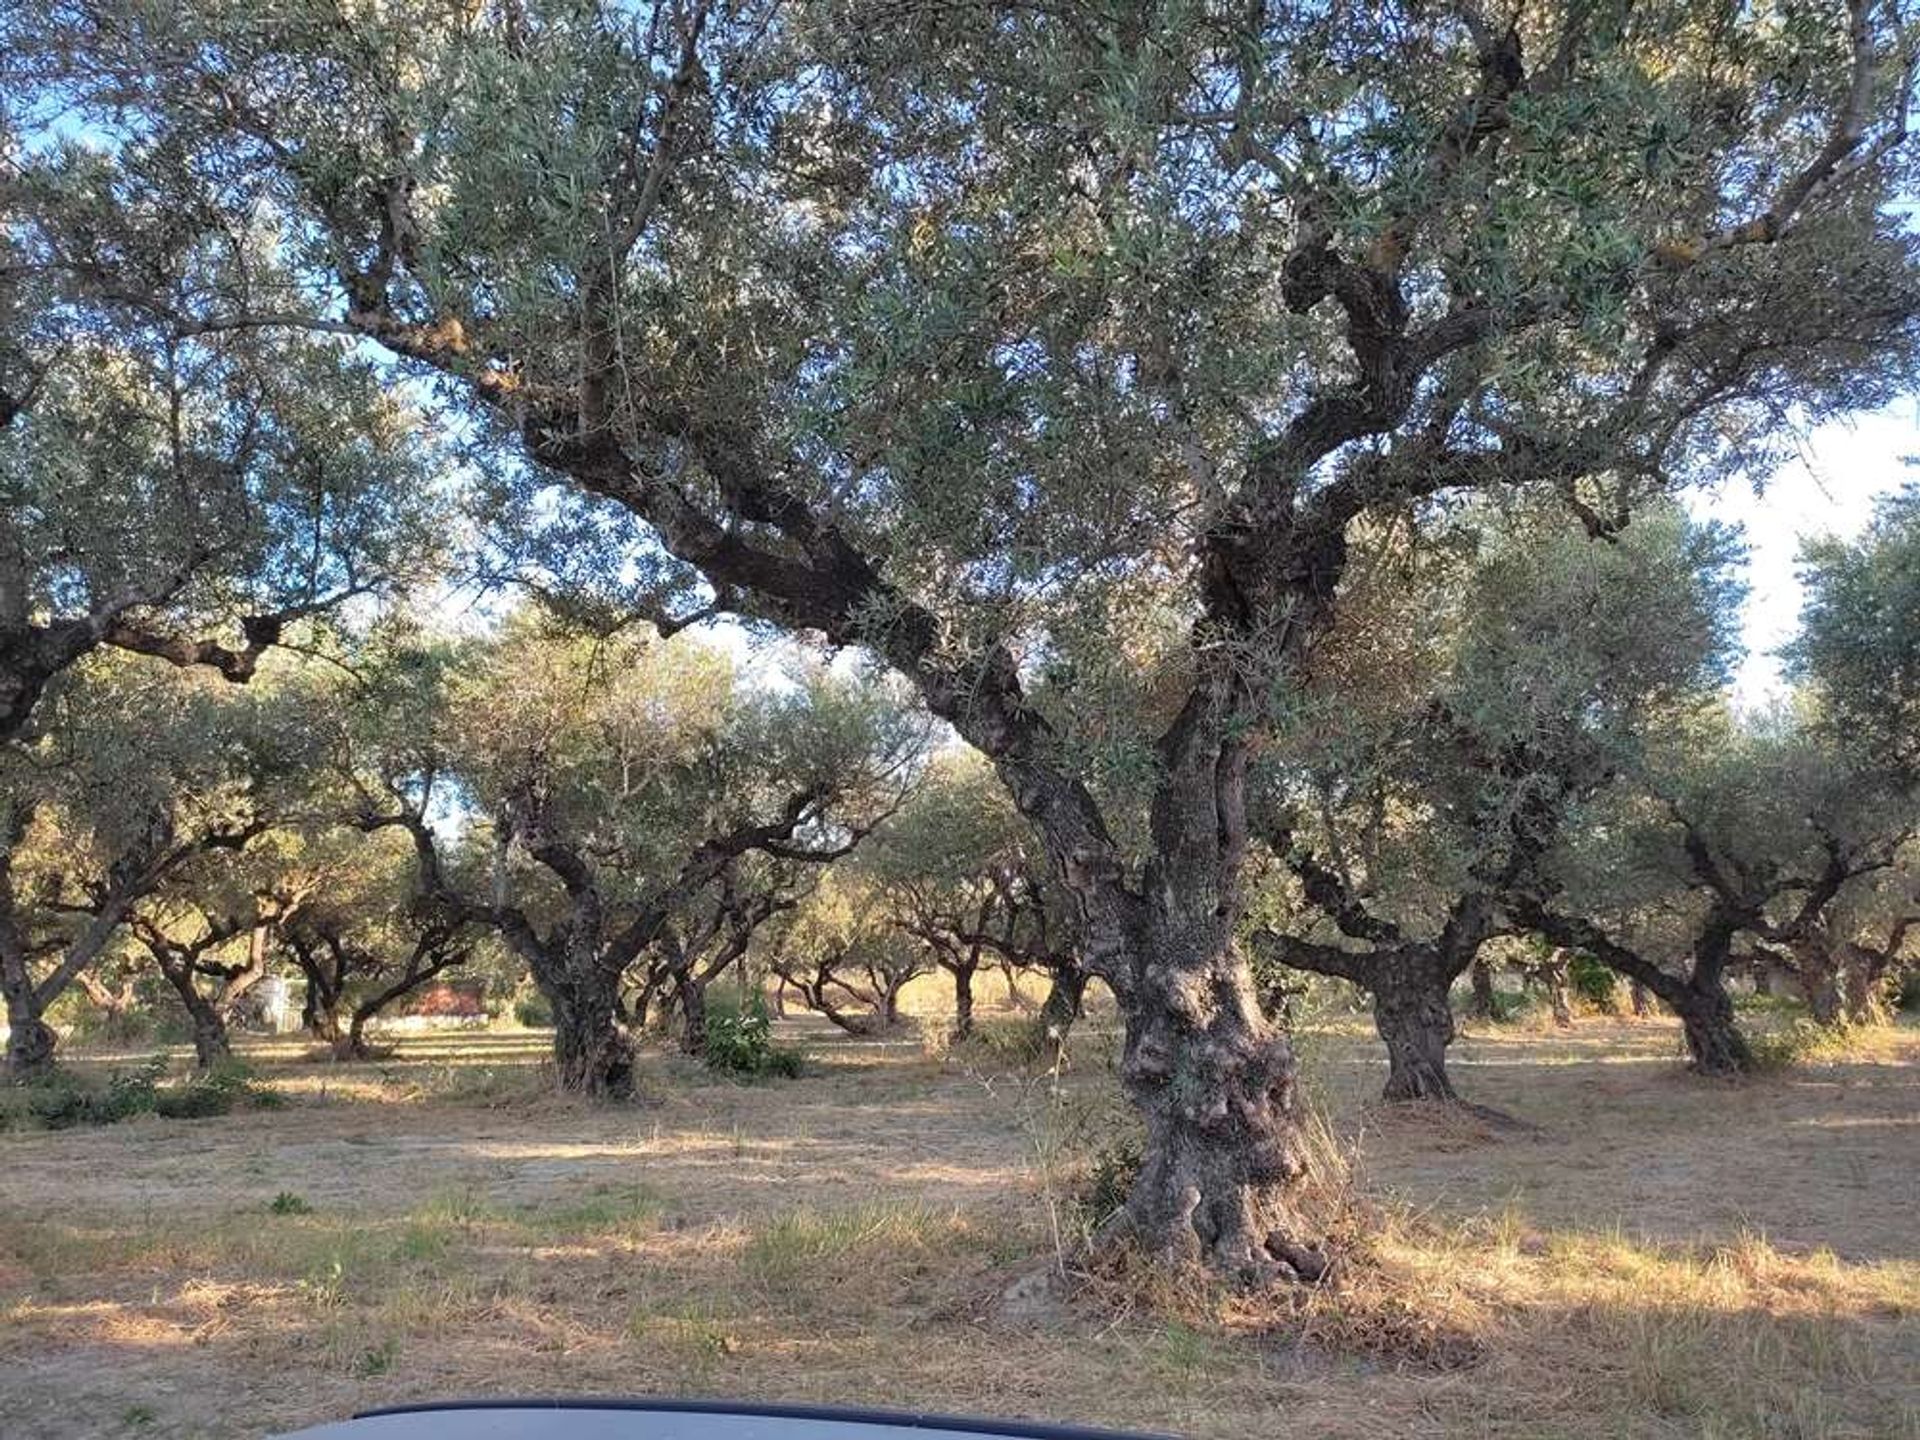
[704,992,804,1079]
[0,1056,283,1130]
[270,1191,314,1216]
[1897,968,1920,1014]
[947,1016,1052,1067]
[513,991,553,1028]
[1484,987,1535,1024]
[1568,953,1620,1010]
[1750,1018,1871,1071]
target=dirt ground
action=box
[2,1010,1916,1439]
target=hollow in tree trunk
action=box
[1372,968,1458,1103]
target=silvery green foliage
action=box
[0,121,449,738]
[11,2,1916,734]
[1250,501,1741,943]
[1789,484,1920,783]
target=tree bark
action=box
[1629,981,1650,1018]
[676,970,708,1057]
[1543,948,1575,1028]
[950,961,975,1040]
[1,805,56,1080]
[1111,919,1327,1281]
[155,961,232,1071]
[2,983,56,1081]
[1373,967,1458,1102]
[1036,962,1086,1064]
[541,970,635,1098]
[1673,981,1751,1075]
[1468,957,1497,1022]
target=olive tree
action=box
[0,657,319,1076]
[1253,502,1740,1101]
[342,621,920,1095]
[763,871,934,1036]
[279,827,482,1059]
[862,751,1087,1052]
[1515,709,1913,1071]
[22,0,1920,1276]
[0,138,445,741]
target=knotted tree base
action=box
[1103,961,1343,1288]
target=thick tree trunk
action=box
[950,962,975,1040]
[1839,952,1889,1025]
[1544,948,1574,1028]
[1805,973,1844,1025]
[158,965,231,1072]
[1111,921,1327,1282]
[1629,981,1650,1018]
[190,1011,232,1070]
[306,997,345,1046]
[1372,968,1457,1102]
[1673,983,1751,1076]
[333,1009,376,1061]
[0,809,56,1081]
[676,972,708,1057]
[1036,962,1086,1064]
[1468,957,1497,1022]
[3,984,56,1081]
[542,974,635,1098]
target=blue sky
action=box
[1695,399,1916,708]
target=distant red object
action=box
[404,982,488,1019]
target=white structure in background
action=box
[254,976,295,1034]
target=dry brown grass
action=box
[2,1010,1916,1439]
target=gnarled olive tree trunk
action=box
[1112,919,1324,1281]
[1468,956,1498,1022]
[1521,901,1753,1076]
[2,977,57,1080]
[1,806,56,1081]
[1372,965,1459,1102]
[540,966,635,1098]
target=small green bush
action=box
[704,992,804,1079]
[0,1056,283,1131]
[513,991,554,1028]
[270,1191,314,1216]
[1485,987,1535,1024]
[1750,1018,1867,1072]
[1568,953,1620,1010]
